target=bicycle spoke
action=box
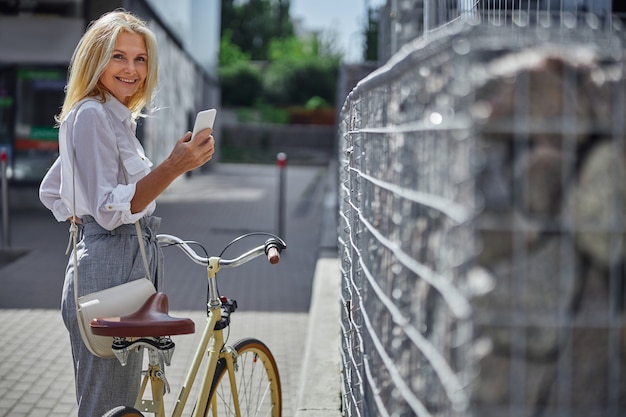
[205,339,281,417]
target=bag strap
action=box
[69,142,80,308]
[134,212,151,278]
[68,139,151,309]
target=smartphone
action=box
[191,109,217,140]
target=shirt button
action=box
[107,205,113,210]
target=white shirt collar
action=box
[102,94,135,131]
[102,94,132,122]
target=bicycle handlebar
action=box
[156,234,286,268]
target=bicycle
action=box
[91,232,287,417]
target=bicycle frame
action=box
[133,256,226,417]
[130,234,285,417]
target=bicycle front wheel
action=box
[204,338,282,417]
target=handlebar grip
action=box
[267,246,280,264]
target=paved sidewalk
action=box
[0,163,337,417]
[0,309,308,417]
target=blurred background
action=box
[0,0,384,184]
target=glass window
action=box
[0,68,15,149]
[12,68,66,183]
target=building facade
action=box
[0,0,221,184]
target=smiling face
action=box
[99,31,148,105]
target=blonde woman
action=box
[39,10,214,416]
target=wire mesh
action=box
[377,0,615,62]
[339,2,626,416]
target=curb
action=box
[295,157,342,416]
[295,256,342,417]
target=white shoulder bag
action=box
[69,144,156,358]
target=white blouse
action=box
[39,95,155,230]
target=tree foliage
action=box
[220,0,293,61]
[219,29,250,66]
[263,54,338,107]
[219,61,262,107]
[219,0,343,113]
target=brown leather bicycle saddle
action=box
[90,292,195,337]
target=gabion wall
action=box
[338,15,626,417]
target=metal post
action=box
[423,0,430,38]
[1,147,9,248]
[276,152,287,238]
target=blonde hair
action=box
[57,10,159,123]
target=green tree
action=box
[220,0,293,61]
[219,0,343,117]
[267,35,313,62]
[218,29,262,107]
[265,33,340,107]
[219,61,262,107]
[219,29,250,66]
